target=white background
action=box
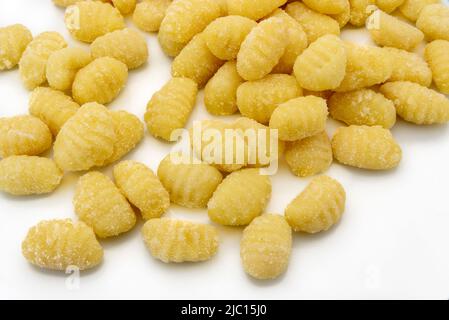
[1,0,449,300]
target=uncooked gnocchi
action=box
[0,24,32,71]
[112,0,137,15]
[376,0,405,13]
[349,0,376,27]
[303,0,349,14]
[133,0,171,33]
[399,0,440,22]
[227,0,287,21]
[425,40,449,94]
[416,4,449,41]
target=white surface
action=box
[1,0,449,300]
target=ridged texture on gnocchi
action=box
[64,1,125,43]
[237,74,302,125]
[285,175,346,233]
[332,125,402,170]
[29,87,80,136]
[142,218,219,263]
[329,1,351,28]
[227,0,287,20]
[158,153,223,208]
[74,171,136,238]
[285,132,333,178]
[236,17,287,81]
[133,0,171,32]
[91,28,148,69]
[114,160,170,220]
[19,32,67,90]
[376,0,405,13]
[22,219,103,271]
[270,96,329,142]
[380,81,449,125]
[112,0,137,15]
[294,34,347,91]
[0,156,63,196]
[399,0,440,22]
[54,103,116,172]
[425,40,449,94]
[329,89,397,128]
[241,214,292,280]
[416,4,449,41]
[208,168,272,226]
[145,77,198,141]
[0,115,52,158]
[0,24,32,71]
[349,0,376,27]
[72,57,128,105]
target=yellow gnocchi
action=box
[329,89,397,128]
[294,34,347,91]
[227,0,287,20]
[380,81,449,125]
[114,160,170,220]
[133,0,171,32]
[72,57,128,105]
[399,0,440,22]
[416,4,449,41]
[303,0,349,14]
[0,24,32,71]
[0,156,63,196]
[112,0,137,15]
[22,219,103,271]
[425,40,449,94]
[269,96,329,142]
[236,17,288,81]
[19,32,67,90]
[0,115,52,158]
[329,1,351,28]
[237,74,302,125]
[91,28,148,70]
[145,77,198,141]
[204,61,243,116]
[157,153,223,208]
[285,132,333,178]
[64,1,125,43]
[241,214,292,280]
[74,171,136,238]
[376,0,405,13]
[54,103,116,172]
[142,218,219,263]
[46,47,92,92]
[349,0,376,27]
[285,175,346,233]
[332,125,402,170]
[208,168,272,226]
[29,87,79,136]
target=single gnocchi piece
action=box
[0,115,52,158]
[367,10,424,51]
[383,47,432,87]
[74,171,136,238]
[294,35,347,91]
[72,57,128,105]
[236,17,288,81]
[112,0,137,15]
[227,0,287,20]
[145,77,198,141]
[285,2,340,44]
[91,28,148,70]
[425,40,449,94]
[332,125,402,170]
[270,96,329,142]
[133,0,171,32]
[335,42,393,92]
[0,156,63,196]
[54,103,116,172]
[29,87,80,136]
[399,0,440,22]
[157,153,223,208]
[416,4,449,41]
[46,47,92,92]
[329,0,351,28]
[380,81,449,125]
[376,0,405,13]
[114,160,170,220]
[208,168,272,226]
[349,0,376,27]
[158,0,222,57]
[237,74,302,125]
[241,214,292,280]
[0,24,32,71]
[329,89,397,129]
[285,132,333,178]
[303,0,348,14]
[64,1,125,43]
[142,218,219,263]
[285,175,346,233]
[203,15,257,61]
[19,32,67,90]
[22,219,103,271]
[172,33,224,87]
[104,110,144,165]
[204,61,243,116]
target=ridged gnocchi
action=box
[0,24,32,71]
[399,0,440,22]
[416,4,449,41]
[349,0,376,27]
[133,0,171,33]
[376,0,405,13]
[227,0,287,21]
[303,0,349,14]
[425,40,449,94]
[112,0,137,15]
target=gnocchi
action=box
[303,0,349,14]
[416,4,449,41]
[399,0,440,22]
[227,0,287,21]
[349,0,376,27]
[425,40,449,94]
[112,0,137,15]
[133,0,171,33]
[0,24,32,71]
[376,0,405,13]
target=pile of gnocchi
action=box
[1,0,449,281]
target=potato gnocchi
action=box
[133,0,171,33]
[425,40,449,94]
[0,24,32,71]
